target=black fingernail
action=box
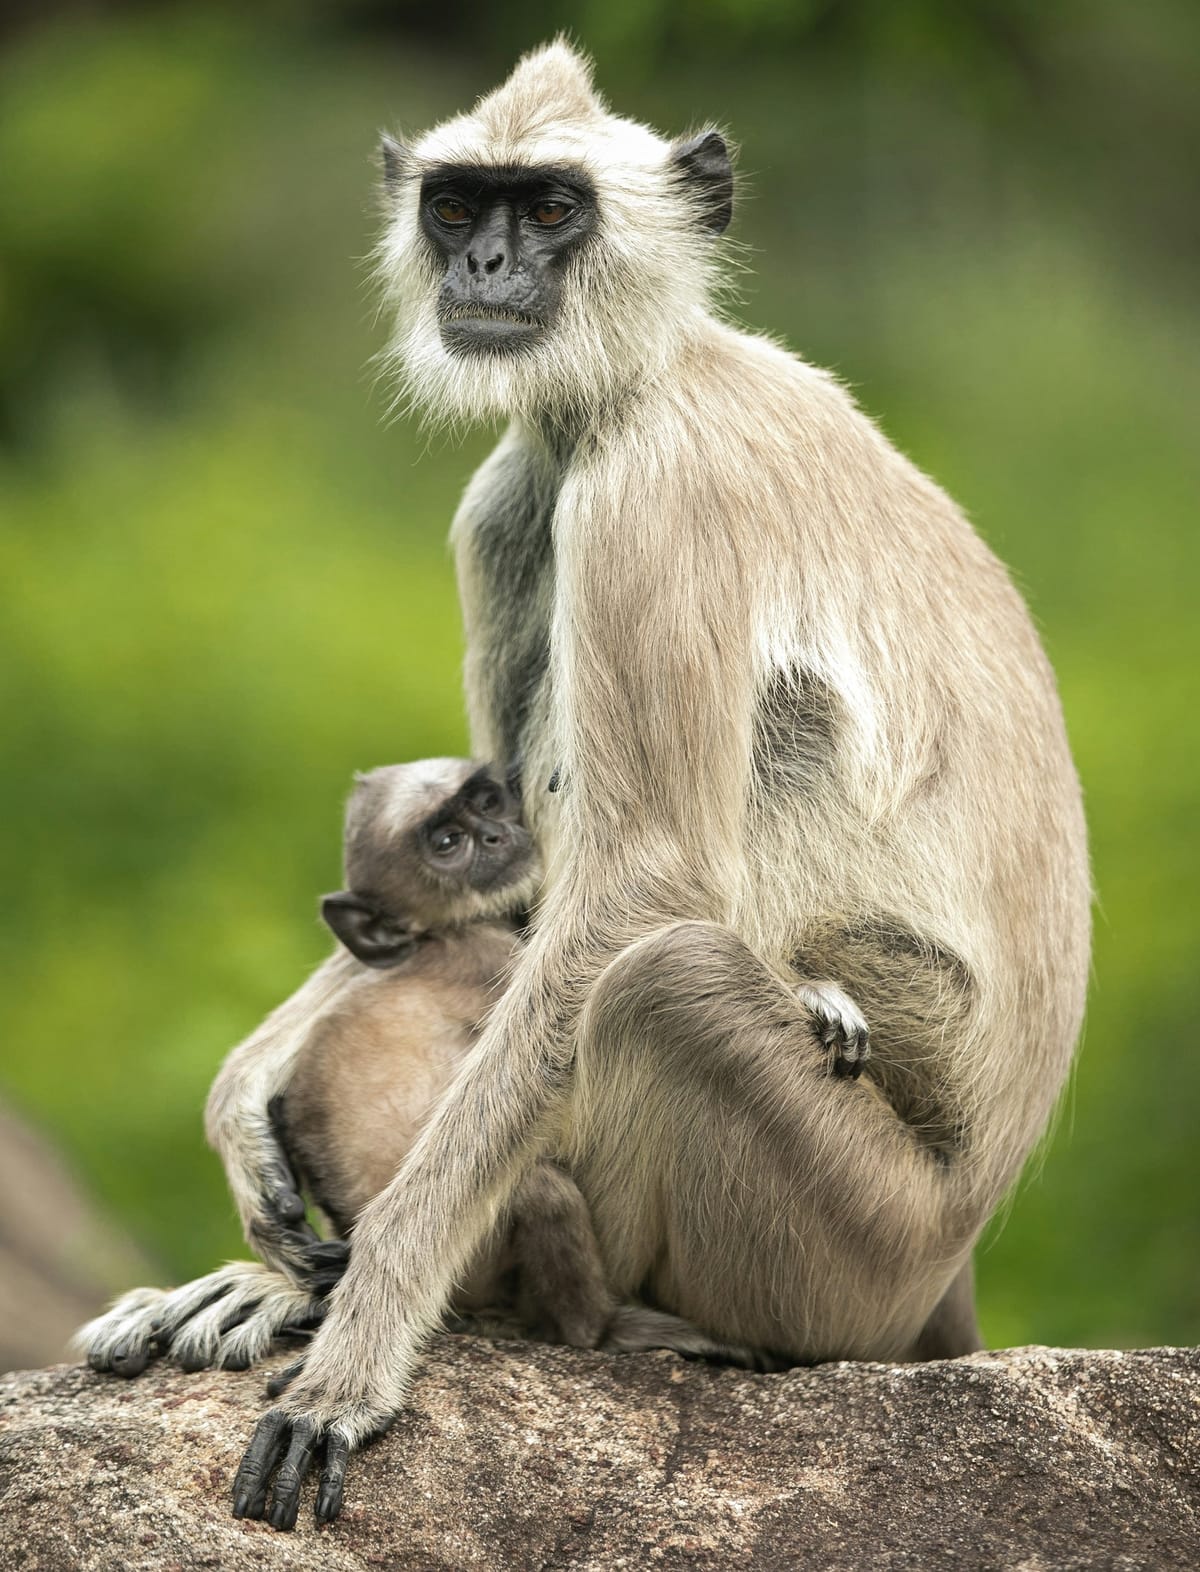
[233,1491,249,1518]
[269,1500,298,1532]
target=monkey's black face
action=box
[419,164,597,355]
[418,767,533,894]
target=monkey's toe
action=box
[110,1343,153,1378]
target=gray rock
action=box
[0,1341,1197,1570]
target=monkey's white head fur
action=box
[376,40,732,428]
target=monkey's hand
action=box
[231,1354,395,1530]
[76,1262,330,1377]
[234,1096,347,1289]
[795,981,870,1078]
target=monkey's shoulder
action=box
[452,424,559,558]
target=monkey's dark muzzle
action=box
[439,304,544,355]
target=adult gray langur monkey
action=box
[225,41,1089,1529]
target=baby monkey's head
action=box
[321,758,539,968]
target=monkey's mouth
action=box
[438,302,545,355]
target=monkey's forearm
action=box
[205,950,359,1277]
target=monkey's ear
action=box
[379,134,412,193]
[671,129,734,235]
[321,892,415,968]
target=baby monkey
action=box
[280,757,616,1345]
[82,759,762,1373]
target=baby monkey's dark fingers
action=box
[293,1238,350,1296]
[263,1096,311,1227]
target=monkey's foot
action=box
[75,1262,326,1376]
[795,981,870,1078]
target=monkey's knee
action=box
[588,921,756,1029]
[584,921,799,1082]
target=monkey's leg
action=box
[510,1161,785,1367]
[574,921,981,1363]
[510,1160,613,1347]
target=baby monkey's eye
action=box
[529,199,572,226]
[432,827,466,856]
[433,197,472,225]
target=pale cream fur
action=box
[248,41,1091,1464]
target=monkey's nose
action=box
[467,250,506,276]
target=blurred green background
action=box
[0,0,1196,1355]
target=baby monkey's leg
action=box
[509,1160,783,1369]
[510,1160,612,1347]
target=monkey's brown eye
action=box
[433,198,471,225]
[529,200,572,226]
[432,828,466,855]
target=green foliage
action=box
[0,7,1195,1350]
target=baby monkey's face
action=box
[323,759,539,967]
[418,766,532,896]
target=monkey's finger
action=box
[267,1416,321,1532]
[232,1409,290,1520]
[315,1432,351,1523]
[297,1239,351,1296]
[262,1101,309,1226]
[265,1359,306,1398]
[269,1185,308,1227]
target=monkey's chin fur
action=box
[439,320,544,358]
[386,308,609,430]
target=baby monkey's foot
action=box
[795,981,870,1079]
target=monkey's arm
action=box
[231,431,761,1526]
[205,950,361,1283]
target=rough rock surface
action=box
[0,1340,1197,1570]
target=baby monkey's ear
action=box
[321,892,415,968]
